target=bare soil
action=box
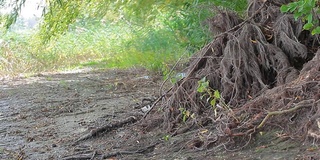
[0,68,319,160]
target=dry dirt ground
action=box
[0,68,319,160]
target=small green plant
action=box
[179,107,195,122]
[197,77,228,117]
[197,77,220,106]
[163,134,171,141]
[281,0,320,35]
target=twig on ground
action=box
[72,116,138,145]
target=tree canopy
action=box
[1,0,248,42]
[2,0,319,41]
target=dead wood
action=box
[73,116,138,145]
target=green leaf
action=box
[294,12,303,21]
[298,5,305,13]
[303,23,313,30]
[197,77,209,93]
[203,81,209,88]
[307,14,313,23]
[296,0,308,13]
[183,114,187,122]
[210,99,216,107]
[214,90,220,99]
[280,5,291,13]
[304,6,313,14]
[289,5,298,12]
[309,0,315,6]
[311,26,320,35]
[197,77,205,92]
[163,135,170,141]
[197,86,204,93]
[199,77,206,83]
[288,3,299,12]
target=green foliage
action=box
[179,107,195,122]
[38,0,211,43]
[39,0,82,42]
[281,0,320,35]
[163,134,171,141]
[80,0,219,73]
[197,77,210,93]
[0,21,112,75]
[197,77,224,117]
[0,0,249,76]
[0,0,26,29]
[197,77,221,104]
[1,0,248,42]
[0,19,186,75]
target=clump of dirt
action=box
[144,0,320,153]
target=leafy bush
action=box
[281,0,320,34]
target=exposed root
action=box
[142,0,320,151]
[258,99,315,129]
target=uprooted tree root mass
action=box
[144,0,320,150]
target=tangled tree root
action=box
[144,0,320,150]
